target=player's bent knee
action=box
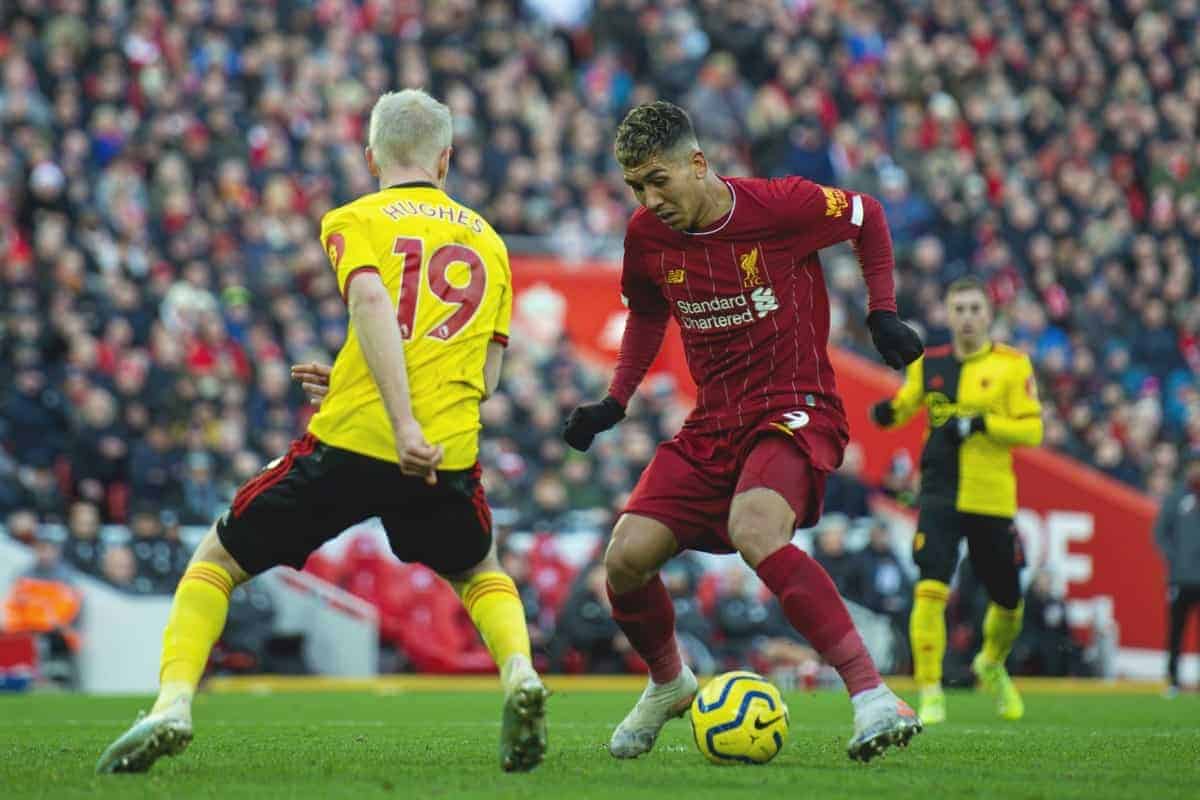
[190,525,251,586]
[729,493,793,568]
[603,536,648,593]
[604,514,675,593]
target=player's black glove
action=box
[946,414,986,443]
[870,400,895,427]
[866,310,924,369]
[563,396,626,451]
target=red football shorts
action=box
[623,404,849,554]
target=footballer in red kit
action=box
[564,101,925,763]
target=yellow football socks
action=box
[981,601,1024,666]
[454,572,531,677]
[910,579,950,688]
[152,562,234,713]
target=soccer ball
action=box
[689,671,789,765]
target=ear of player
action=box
[562,395,627,451]
[866,310,924,370]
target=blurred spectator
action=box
[548,562,626,673]
[99,544,156,594]
[1010,571,1085,678]
[158,510,193,580]
[710,562,818,677]
[560,456,611,512]
[1,368,68,472]
[713,564,787,651]
[129,422,181,504]
[2,530,82,686]
[824,442,873,520]
[857,521,913,626]
[1153,450,1200,693]
[662,556,716,675]
[811,514,865,604]
[179,452,224,525]
[69,387,128,513]
[523,471,571,532]
[499,541,548,651]
[4,509,40,546]
[62,500,101,575]
[127,502,179,593]
[212,582,277,675]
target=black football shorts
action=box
[912,502,1023,609]
[216,433,492,576]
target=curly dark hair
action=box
[614,101,698,169]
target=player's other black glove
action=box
[870,400,895,427]
[563,396,626,451]
[867,310,924,369]
[946,414,986,443]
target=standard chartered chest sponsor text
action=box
[674,290,777,330]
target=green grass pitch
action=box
[2,687,1197,799]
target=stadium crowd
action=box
[1,0,1194,679]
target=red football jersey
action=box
[611,175,897,431]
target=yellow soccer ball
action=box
[689,671,789,765]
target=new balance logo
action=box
[751,287,778,318]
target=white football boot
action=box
[96,695,193,774]
[847,684,923,763]
[499,655,549,772]
[609,665,699,758]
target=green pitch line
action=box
[2,690,1197,800]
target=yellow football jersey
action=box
[883,342,1043,518]
[307,181,512,470]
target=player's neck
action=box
[690,175,733,231]
[953,337,991,360]
[378,166,442,191]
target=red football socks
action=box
[756,544,882,696]
[607,577,682,684]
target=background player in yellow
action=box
[870,277,1043,724]
[97,89,547,775]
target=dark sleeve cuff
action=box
[491,333,509,347]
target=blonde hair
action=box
[367,89,452,172]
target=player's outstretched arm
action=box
[777,178,922,368]
[347,272,443,483]
[562,308,668,451]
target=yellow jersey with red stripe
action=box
[308,182,512,469]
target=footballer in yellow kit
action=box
[871,277,1043,725]
[96,90,547,779]
[309,181,512,470]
